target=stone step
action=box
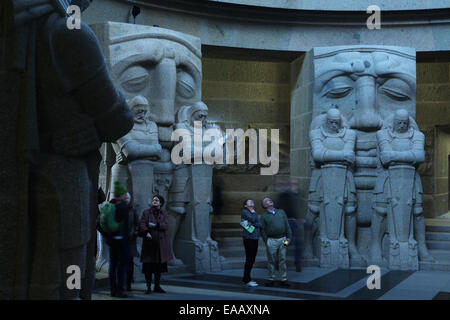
[426,240,450,250]
[216,236,264,247]
[220,256,299,270]
[219,245,298,258]
[426,225,450,233]
[212,215,242,223]
[212,228,242,238]
[426,232,450,241]
[212,222,241,229]
[220,246,267,258]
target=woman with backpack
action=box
[103,181,131,298]
[139,195,173,294]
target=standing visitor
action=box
[241,199,262,287]
[107,181,131,298]
[140,195,174,294]
[260,197,292,287]
[124,192,140,291]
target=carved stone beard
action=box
[321,124,345,138]
[133,119,154,134]
[391,125,413,139]
[394,121,409,134]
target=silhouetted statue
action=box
[0,0,134,299]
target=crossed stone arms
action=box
[376,130,425,167]
[310,129,356,166]
[115,136,162,163]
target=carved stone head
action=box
[325,108,342,134]
[92,22,202,147]
[312,46,416,130]
[127,95,150,124]
[393,109,410,133]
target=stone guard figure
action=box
[168,101,223,272]
[308,108,357,268]
[110,95,162,211]
[97,95,162,272]
[1,0,134,299]
[371,109,433,270]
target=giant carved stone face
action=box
[93,22,202,146]
[313,46,416,130]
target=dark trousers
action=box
[144,271,161,288]
[107,237,130,295]
[127,256,134,288]
[242,238,259,283]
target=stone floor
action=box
[93,266,450,300]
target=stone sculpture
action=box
[308,109,357,268]
[168,102,224,270]
[371,109,433,269]
[299,46,432,269]
[1,0,134,299]
[93,23,222,272]
[97,95,162,271]
[110,95,162,211]
[92,22,202,204]
[312,46,417,260]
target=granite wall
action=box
[201,50,295,224]
[417,62,450,217]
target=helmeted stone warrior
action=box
[308,108,358,267]
[167,101,223,269]
[110,95,162,211]
[371,109,433,269]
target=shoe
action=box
[265,280,275,287]
[111,292,116,297]
[246,281,258,287]
[145,287,152,294]
[280,281,291,288]
[296,265,302,272]
[153,286,166,293]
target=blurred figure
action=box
[107,181,132,298]
[277,178,303,272]
[124,193,140,291]
[241,199,262,287]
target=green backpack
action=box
[99,203,120,235]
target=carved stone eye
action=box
[322,75,354,99]
[380,87,410,101]
[379,78,411,101]
[324,86,353,99]
[120,65,149,93]
[176,70,196,98]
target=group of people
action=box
[98,181,302,297]
[98,181,172,298]
[241,197,302,288]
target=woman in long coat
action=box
[139,195,173,293]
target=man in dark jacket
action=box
[107,181,131,298]
[260,198,292,287]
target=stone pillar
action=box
[293,45,424,269]
[91,22,222,272]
